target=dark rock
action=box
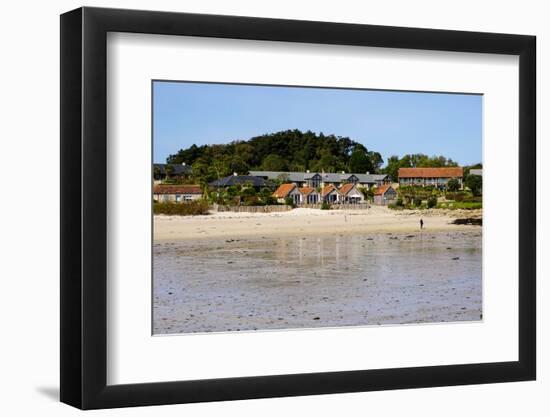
[452,218,482,226]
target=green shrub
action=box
[445,191,468,202]
[436,201,482,210]
[243,196,261,206]
[321,202,330,210]
[395,198,404,207]
[261,196,277,205]
[284,196,296,207]
[463,196,482,203]
[153,200,210,216]
[240,187,257,197]
[413,197,422,207]
[446,178,460,192]
[388,203,404,210]
[427,196,437,208]
[465,174,482,196]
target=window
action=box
[310,176,321,188]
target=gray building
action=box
[249,170,388,189]
[373,185,398,205]
[209,174,271,189]
[153,163,192,181]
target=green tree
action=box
[210,157,231,179]
[261,154,288,171]
[228,156,249,175]
[234,142,255,165]
[383,156,401,182]
[311,148,337,172]
[368,151,384,172]
[166,143,206,165]
[349,148,373,173]
[191,158,212,196]
[465,174,482,196]
[446,178,460,192]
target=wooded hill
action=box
[166,129,383,177]
[165,129,473,182]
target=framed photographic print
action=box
[60,7,536,409]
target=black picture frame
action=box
[60,6,536,410]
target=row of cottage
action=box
[272,183,397,206]
[153,182,397,206]
[153,166,475,205]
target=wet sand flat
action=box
[153,230,482,334]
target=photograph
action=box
[152,81,483,335]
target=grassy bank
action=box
[389,201,482,210]
[437,201,482,210]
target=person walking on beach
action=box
[420,218,424,230]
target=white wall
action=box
[0,0,546,416]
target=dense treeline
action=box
[165,129,478,183]
[166,129,383,182]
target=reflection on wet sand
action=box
[153,230,482,334]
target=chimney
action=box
[233,172,238,176]
[366,171,370,175]
[182,162,186,166]
[342,171,345,174]
[306,169,310,173]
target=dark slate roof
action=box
[154,163,192,175]
[249,170,388,184]
[209,175,270,187]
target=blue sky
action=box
[153,81,482,166]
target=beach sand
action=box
[153,207,482,334]
[154,206,482,241]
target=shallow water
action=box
[153,230,482,334]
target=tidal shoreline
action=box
[153,229,482,334]
[154,206,482,241]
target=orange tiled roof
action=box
[338,183,355,195]
[374,184,392,196]
[272,183,297,198]
[398,167,463,178]
[298,186,315,195]
[153,185,202,194]
[321,184,339,197]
